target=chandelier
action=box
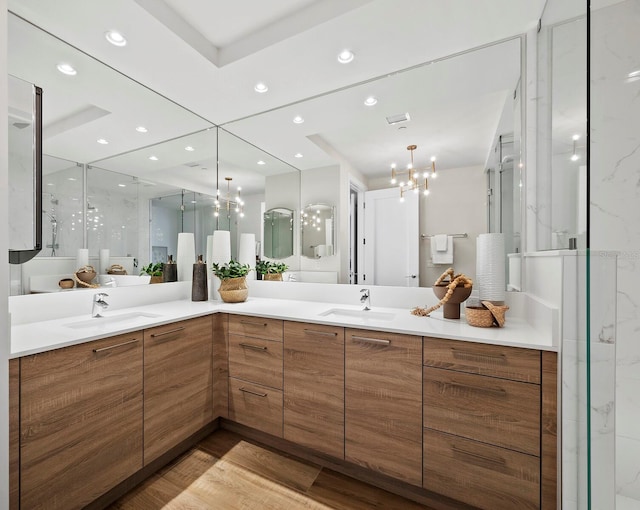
[390,144,437,199]
[214,177,244,218]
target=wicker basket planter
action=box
[218,276,248,303]
[263,273,283,281]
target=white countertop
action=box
[10,297,556,359]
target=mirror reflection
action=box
[301,204,335,259]
[224,37,523,287]
[263,208,294,260]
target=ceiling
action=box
[7,0,548,193]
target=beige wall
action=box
[419,164,486,286]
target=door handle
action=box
[405,274,417,279]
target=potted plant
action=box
[212,260,251,302]
[256,260,288,281]
[140,262,164,284]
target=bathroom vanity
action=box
[8,297,557,510]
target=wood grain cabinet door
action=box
[20,333,143,510]
[144,316,213,464]
[283,321,345,459]
[345,328,423,486]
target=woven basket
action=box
[263,273,283,281]
[465,305,495,328]
[219,276,248,303]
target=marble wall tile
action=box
[591,0,640,504]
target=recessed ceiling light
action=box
[364,96,377,106]
[57,63,77,76]
[149,156,158,161]
[68,177,77,181]
[136,126,148,133]
[191,200,197,204]
[105,30,127,47]
[254,82,269,93]
[185,146,195,151]
[572,134,580,141]
[294,153,303,158]
[337,49,355,64]
[257,160,266,165]
[97,138,109,144]
[118,184,126,187]
[293,115,304,124]
[47,183,54,186]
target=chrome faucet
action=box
[92,292,109,318]
[360,288,371,311]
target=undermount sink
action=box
[318,308,395,322]
[64,312,162,329]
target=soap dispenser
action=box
[163,255,178,283]
[191,254,208,301]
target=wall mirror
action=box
[223,36,523,287]
[263,208,294,260]
[537,14,587,250]
[301,204,335,259]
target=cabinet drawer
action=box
[229,315,283,341]
[229,334,283,389]
[424,366,540,456]
[423,428,540,510]
[229,377,283,437]
[424,337,541,384]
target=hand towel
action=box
[433,234,448,251]
[431,235,453,264]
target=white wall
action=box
[419,164,486,286]
[591,1,640,506]
[1,0,10,505]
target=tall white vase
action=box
[475,233,506,303]
[238,233,256,280]
[211,230,232,300]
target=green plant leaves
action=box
[212,260,250,279]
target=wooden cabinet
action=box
[144,315,213,464]
[228,314,284,437]
[213,313,229,419]
[345,328,422,486]
[20,332,143,510]
[423,337,544,510]
[283,321,344,459]
[423,428,540,510]
[9,359,19,510]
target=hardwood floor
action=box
[109,429,433,509]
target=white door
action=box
[362,188,419,286]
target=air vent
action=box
[386,112,411,125]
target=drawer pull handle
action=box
[239,387,267,397]
[447,381,508,397]
[452,445,506,467]
[240,320,268,327]
[150,327,185,338]
[239,343,268,351]
[93,338,139,353]
[304,329,338,337]
[451,348,507,364]
[352,336,390,346]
